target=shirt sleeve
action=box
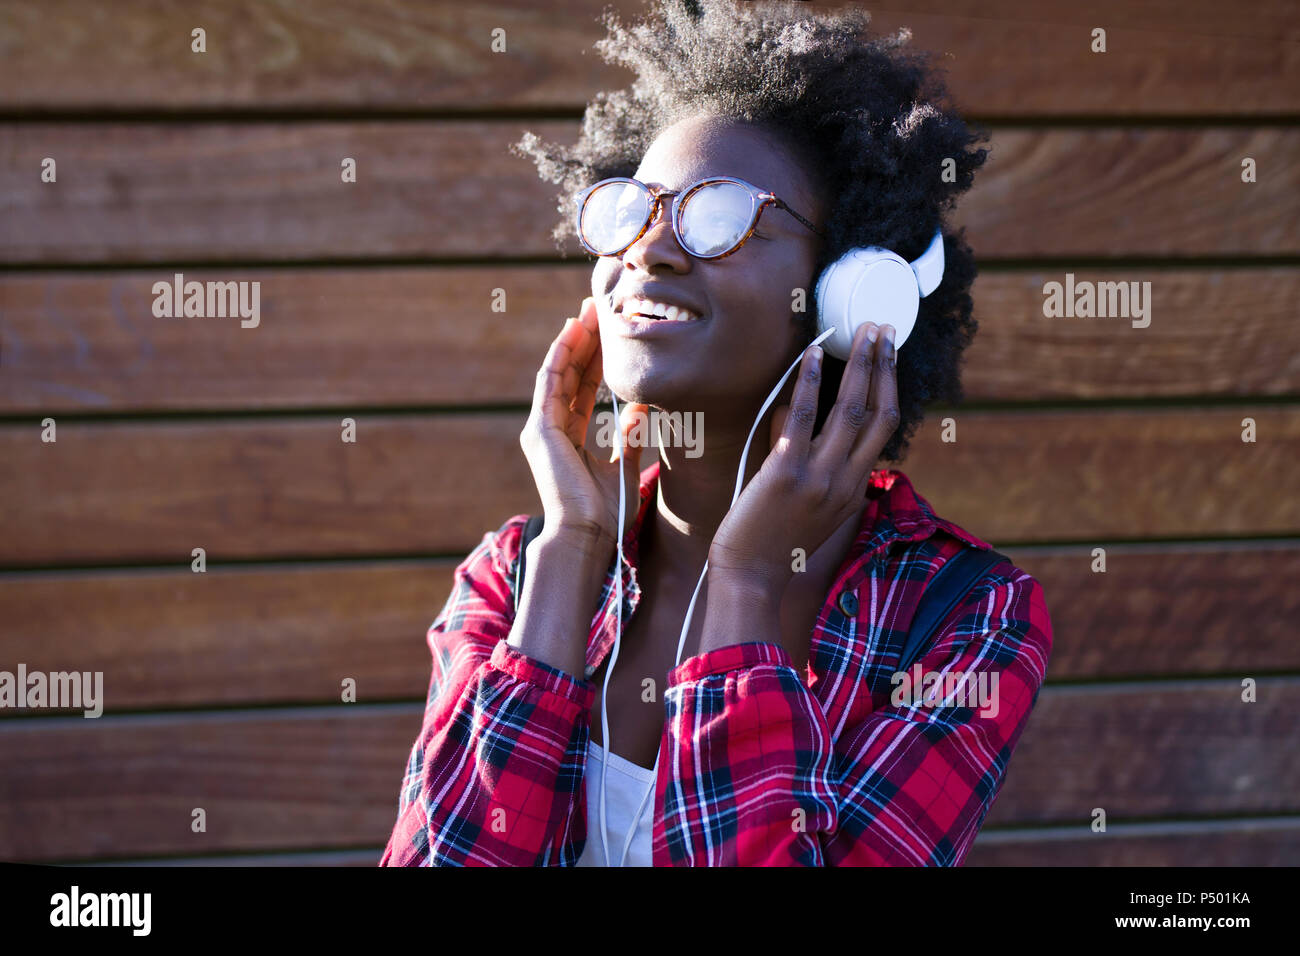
[655,567,1053,866]
[379,517,596,867]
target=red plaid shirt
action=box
[380,463,1052,866]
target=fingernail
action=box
[810,345,822,369]
[866,324,878,343]
[883,324,896,345]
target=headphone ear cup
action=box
[815,249,921,359]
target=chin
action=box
[601,355,696,411]
[604,365,675,409]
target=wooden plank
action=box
[82,819,1300,864]
[1022,543,1300,681]
[2,543,1295,713]
[0,1,1294,116]
[984,680,1300,827]
[900,406,1300,543]
[0,121,575,264]
[2,680,1295,862]
[0,0,639,113]
[0,266,581,413]
[2,124,1295,264]
[103,849,384,867]
[968,128,1299,258]
[0,705,425,862]
[3,267,1297,414]
[865,3,1300,118]
[963,267,1300,401]
[0,414,541,566]
[2,406,1296,566]
[0,562,453,711]
[967,818,1300,866]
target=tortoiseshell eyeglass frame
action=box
[575,175,824,261]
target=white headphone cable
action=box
[596,389,631,868]
[599,327,834,868]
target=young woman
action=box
[381,0,1052,867]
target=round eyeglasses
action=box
[575,176,824,261]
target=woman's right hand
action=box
[519,296,647,560]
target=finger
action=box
[567,298,602,383]
[769,405,790,451]
[532,318,584,436]
[556,310,599,405]
[568,338,605,445]
[816,321,876,462]
[560,313,602,444]
[779,344,822,451]
[849,323,901,473]
[576,295,599,333]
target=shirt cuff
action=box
[489,640,596,712]
[667,640,795,687]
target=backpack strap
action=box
[512,514,546,614]
[897,547,1010,673]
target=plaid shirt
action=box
[380,463,1052,866]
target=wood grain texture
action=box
[4,407,1294,566]
[1,1,1294,116]
[2,543,1295,713]
[88,818,1300,865]
[966,818,1300,866]
[2,124,1295,264]
[0,414,541,566]
[0,704,424,862]
[0,121,576,264]
[0,562,453,711]
[1021,543,1300,681]
[2,266,1296,414]
[2,680,1294,862]
[899,406,1299,543]
[983,679,1300,827]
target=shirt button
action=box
[837,589,859,617]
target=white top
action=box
[576,739,656,867]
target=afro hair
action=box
[512,0,990,462]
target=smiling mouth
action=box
[614,297,707,323]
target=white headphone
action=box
[814,228,945,359]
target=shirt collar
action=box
[583,460,990,678]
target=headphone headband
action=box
[911,228,945,298]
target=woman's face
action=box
[590,113,825,420]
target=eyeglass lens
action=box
[581,180,756,258]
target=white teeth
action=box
[622,297,702,321]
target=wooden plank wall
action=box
[1,0,1297,866]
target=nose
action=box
[620,191,691,272]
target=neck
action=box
[649,406,773,571]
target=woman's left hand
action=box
[707,320,900,595]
